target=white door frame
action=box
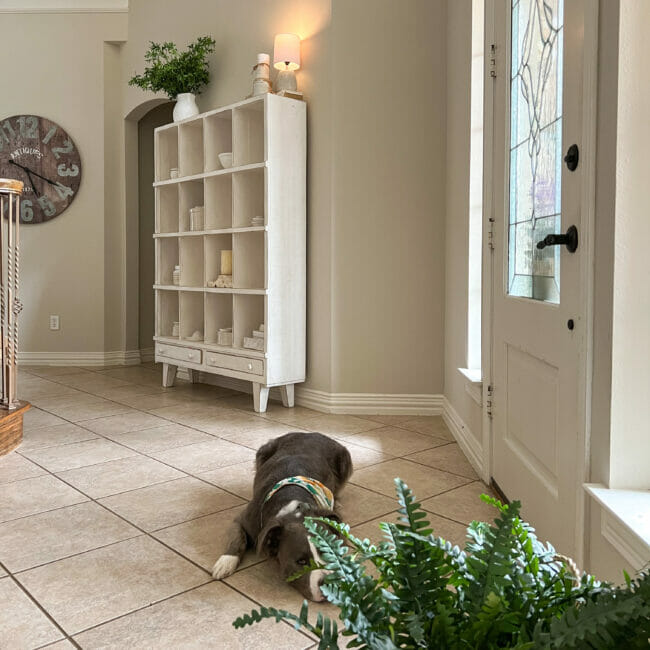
[481,0,599,567]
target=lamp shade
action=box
[273,33,300,70]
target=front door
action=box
[489,0,593,558]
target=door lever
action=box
[536,225,578,253]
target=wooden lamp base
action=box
[0,401,30,456]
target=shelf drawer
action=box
[205,351,264,376]
[156,343,202,365]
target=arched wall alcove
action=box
[123,99,174,360]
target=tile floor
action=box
[0,364,495,648]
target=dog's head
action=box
[257,507,340,602]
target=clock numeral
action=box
[18,116,38,139]
[42,126,57,145]
[52,138,73,160]
[37,196,56,217]
[57,163,79,177]
[20,199,34,222]
[2,120,16,141]
[54,183,74,200]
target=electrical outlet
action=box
[49,315,60,331]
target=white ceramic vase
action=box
[173,93,199,122]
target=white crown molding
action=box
[442,397,487,482]
[0,0,127,13]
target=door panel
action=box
[490,0,588,557]
[505,343,559,493]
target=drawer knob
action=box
[160,348,166,354]
[247,363,253,370]
[188,352,193,359]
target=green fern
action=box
[232,478,650,649]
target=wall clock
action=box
[0,115,81,224]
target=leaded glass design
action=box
[508,0,563,302]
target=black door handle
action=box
[536,225,578,253]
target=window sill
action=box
[458,368,482,406]
[584,483,650,571]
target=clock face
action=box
[0,115,81,224]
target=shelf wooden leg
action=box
[162,363,177,388]
[280,384,295,408]
[187,368,199,384]
[252,382,270,413]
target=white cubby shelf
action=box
[153,94,306,413]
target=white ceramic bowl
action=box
[218,152,233,169]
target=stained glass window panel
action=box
[508,0,563,303]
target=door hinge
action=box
[489,44,497,79]
[486,384,494,418]
[487,217,495,250]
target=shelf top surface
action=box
[154,227,266,238]
[153,162,266,187]
[154,93,303,134]
[154,285,267,295]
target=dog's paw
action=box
[212,554,240,580]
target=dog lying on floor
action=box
[212,431,352,602]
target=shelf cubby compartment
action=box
[205,293,233,345]
[179,237,204,287]
[155,126,178,181]
[233,101,265,166]
[178,120,204,177]
[156,237,179,285]
[157,289,179,338]
[178,180,204,232]
[204,174,232,230]
[233,294,265,349]
[204,234,233,286]
[179,291,204,341]
[204,110,233,172]
[156,184,179,233]
[232,167,265,228]
[233,231,265,289]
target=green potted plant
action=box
[129,36,216,122]
[234,479,650,649]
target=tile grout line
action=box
[0,558,80,648]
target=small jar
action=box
[190,206,204,231]
[169,168,179,179]
[172,265,180,286]
[172,321,180,337]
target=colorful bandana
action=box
[263,476,334,511]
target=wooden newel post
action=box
[0,178,30,456]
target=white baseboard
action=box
[442,397,487,482]
[295,389,444,416]
[18,350,142,367]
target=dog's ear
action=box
[257,519,284,558]
[255,438,281,472]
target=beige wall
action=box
[329,0,446,394]
[2,13,126,356]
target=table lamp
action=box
[273,33,301,95]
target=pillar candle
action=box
[221,250,233,275]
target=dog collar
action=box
[263,476,334,511]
